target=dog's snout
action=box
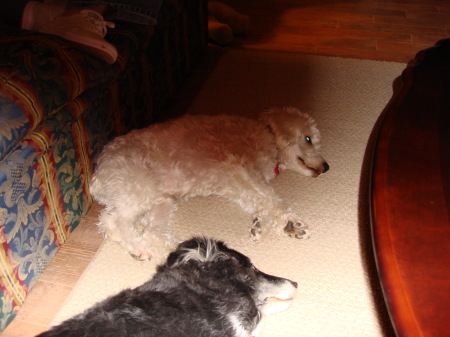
[323,162,330,173]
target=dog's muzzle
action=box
[313,161,329,176]
[299,157,330,176]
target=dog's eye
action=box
[305,136,312,144]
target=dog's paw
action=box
[129,250,153,261]
[249,218,263,241]
[284,220,310,239]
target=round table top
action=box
[370,39,450,337]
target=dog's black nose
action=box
[323,162,330,173]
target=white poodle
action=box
[90,106,329,259]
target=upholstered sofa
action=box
[0,0,207,330]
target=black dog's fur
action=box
[37,237,297,337]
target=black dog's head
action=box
[164,237,298,316]
[37,237,297,337]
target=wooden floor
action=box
[4,0,450,336]
[229,0,450,62]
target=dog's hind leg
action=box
[97,201,177,260]
[139,198,180,256]
[97,209,151,258]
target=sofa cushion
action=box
[0,23,154,162]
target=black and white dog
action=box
[38,237,297,337]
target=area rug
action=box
[53,49,405,336]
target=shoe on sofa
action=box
[22,2,117,64]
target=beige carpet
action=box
[53,50,405,336]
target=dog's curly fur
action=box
[90,106,329,259]
[37,237,298,337]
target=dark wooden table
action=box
[370,39,450,337]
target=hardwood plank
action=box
[10,282,72,326]
[412,32,449,44]
[297,27,412,43]
[2,319,47,337]
[315,46,414,62]
[377,41,433,55]
[374,14,449,29]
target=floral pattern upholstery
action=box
[0,0,207,330]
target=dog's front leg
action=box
[251,207,310,242]
[223,178,309,241]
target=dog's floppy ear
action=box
[166,237,201,267]
[260,106,317,149]
[260,106,299,148]
[165,237,227,268]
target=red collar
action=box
[274,164,280,176]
